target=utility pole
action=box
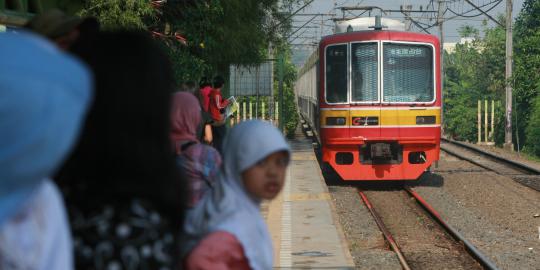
[437,0,444,81]
[504,0,514,150]
[320,15,323,40]
[278,53,284,133]
[438,0,445,131]
[402,4,413,31]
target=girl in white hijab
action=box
[183,120,291,270]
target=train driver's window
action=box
[383,43,434,103]
[325,44,348,103]
[351,43,378,102]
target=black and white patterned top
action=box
[70,199,177,270]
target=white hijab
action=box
[0,180,72,270]
[183,120,290,270]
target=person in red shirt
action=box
[208,76,229,122]
[198,77,212,112]
[208,75,230,152]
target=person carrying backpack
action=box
[171,92,222,207]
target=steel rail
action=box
[441,138,540,175]
[404,186,500,270]
[357,190,411,270]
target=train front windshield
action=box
[352,43,378,102]
[325,44,348,103]
[324,42,434,104]
[383,43,434,103]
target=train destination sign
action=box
[387,48,425,57]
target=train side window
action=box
[351,43,378,102]
[382,43,434,103]
[325,44,348,103]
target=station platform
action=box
[262,128,355,269]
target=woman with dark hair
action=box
[55,31,187,270]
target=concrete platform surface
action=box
[263,132,355,269]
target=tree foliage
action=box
[513,0,540,151]
[525,96,540,155]
[445,0,540,157]
[77,0,302,137]
[161,0,297,81]
[276,47,299,138]
[79,0,299,81]
[79,0,156,30]
[443,22,505,143]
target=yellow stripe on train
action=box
[320,108,441,126]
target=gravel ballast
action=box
[412,151,540,270]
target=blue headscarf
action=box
[0,32,92,226]
[183,120,290,270]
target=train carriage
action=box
[296,18,441,181]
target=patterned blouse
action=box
[175,142,222,207]
[70,199,177,270]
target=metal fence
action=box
[229,61,279,126]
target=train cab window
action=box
[382,43,434,103]
[351,43,378,102]
[325,44,348,103]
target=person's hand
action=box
[204,124,213,144]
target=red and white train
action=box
[296,17,441,181]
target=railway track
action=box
[358,187,499,270]
[440,138,540,192]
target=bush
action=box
[525,96,540,156]
[273,51,299,138]
[444,103,477,142]
[282,84,299,138]
[493,102,506,146]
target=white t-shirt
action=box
[0,179,72,270]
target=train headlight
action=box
[416,116,436,125]
[326,117,346,126]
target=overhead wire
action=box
[446,0,502,18]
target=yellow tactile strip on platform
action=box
[291,152,317,161]
[287,192,331,201]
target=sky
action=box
[289,0,525,66]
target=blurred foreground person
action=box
[171,92,222,207]
[182,120,291,270]
[54,31,186,270]
[0,33,91,269]
[25,9,99,51]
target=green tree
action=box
[444,1,540,157]
[513,0,540,151]
[458,25,480,39]
[162,0,297,81]
[443,28,484,142]
[274,50,299,138]
[79,0,298,83]
[79,0,156,30]
[444,21,507,144]
[77,0,300,135]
